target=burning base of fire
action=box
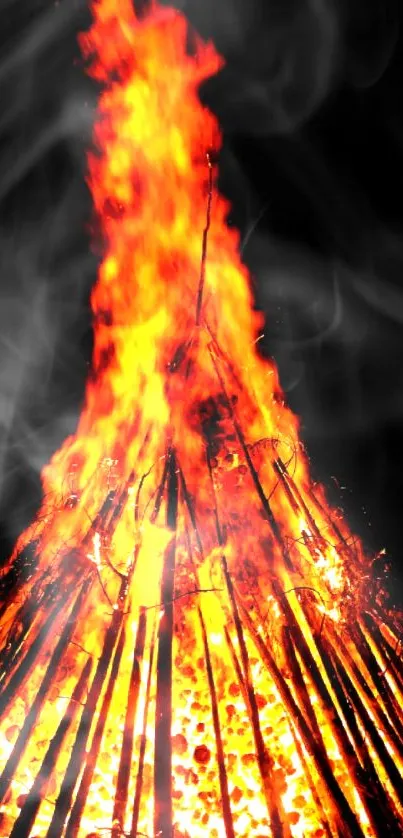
[1,2,403,837]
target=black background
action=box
[0,0,402,605]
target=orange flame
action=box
[0,3,403,838]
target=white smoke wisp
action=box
[0,0,97,542]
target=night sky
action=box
[1,0,403,606]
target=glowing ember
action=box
[1,2,403,837]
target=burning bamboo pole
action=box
[314,634,400,832]
[0,576,92,807]
[208,347,288,561]
[8,657,92,838]
[0,575,82,710]
[197,604,236,838]
[239,603,367,838]
[45,575,128,838]
[286,713,334,838]
[112,608,147,838]
[64,624,127,838]
[274,587,392,835]
[153,448,179,838]
[130,622,157,838]
[361,612,403,696]
[331,626,403,754]
[183,526,236,838]
[182,458,291,837]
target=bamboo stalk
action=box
[153,449,178,838]
[286,712,334,838]
[9,658,92,838]
[307,485,355,557]
[328,639,403,807]
[282,623,380,835]
[276,458,327,550]
[362,613,403,696]
[181,463,289,837]
[111,609,147,838]
[64,624,127,838]
[281,626,336,762]
[0,576,91,806]
[45,576,128,838]
[0,568,79,691]
[240,603,366,838]
[181,521,236,838]
[336,628,403,752]
[195,152,213,326]
[198,607,236,838]
[0,540,40,620]
[275,586,386,808]
[225,561,290,838]
[130,624,157,838]
[208,349,288,560]
[316,634,398,834]
[0,576,80,717]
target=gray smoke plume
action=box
[0,0,97,543]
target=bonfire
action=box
[0,2,403,837]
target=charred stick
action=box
[105,472,135,532]
[9,658,92,838]
[307,485,354,556]
[0,541,41,622]
[199,457,287,835]
[275,584,388,809]
[275,458,326,549]
[222,563,289,837]
[81,489,117,548]
[0,605,39,693]
[154,450,178,838]
[182,523,235,838]
[195,152,213,325]
[362,613,403,695]
[45,576,127,838]
[151,450,170,524]
[287,714,334,838]
[224,626,247,694]
[204,323,244,393]
[130,626,157,838]
[208,349,288,560]
[316,635,398,834]
[225,626,292,838]
[240,604,365,838]
[203,456,289,836]
[64,624,127,838]
[336,627,403,753]
[112,609,147,838]
[357,615,403,706]
[329,641,403,806]
[272,459,301,516]
[0,576,80,716]
[281,627,327,745]
[283,624,386,834]
[0,576,91,806]
[198,608,236,838]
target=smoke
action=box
[248,231,403,436]
[0,0,97,544]
[181,0,400,135]
[342,0,400,89]
[187,0,339,135]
